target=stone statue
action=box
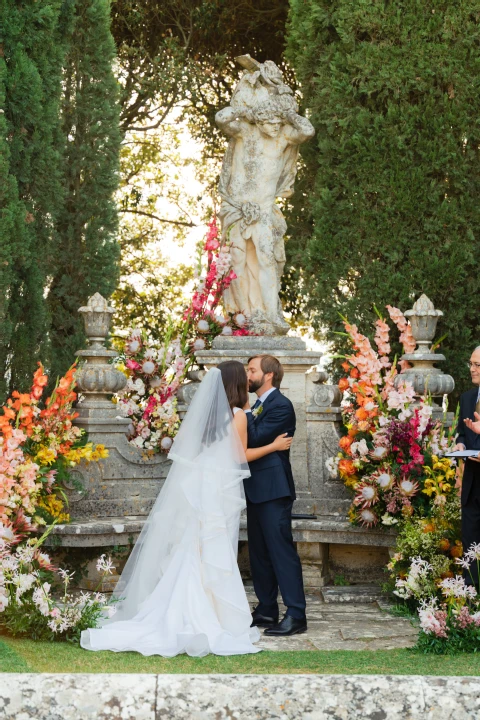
[216,55,315,335]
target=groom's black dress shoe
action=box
[251,609,279,628]
[263,614,307,636]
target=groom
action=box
[244,354,307,636]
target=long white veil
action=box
[100,367,250,626]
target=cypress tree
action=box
[47,0,121,380]
[0,0,69,398]
[286,0,480,395]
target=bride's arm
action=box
[233,410,292,461]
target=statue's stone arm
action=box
[283,111,315,145]
[215,106,248,137]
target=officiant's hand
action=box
[465,412,480,435]
[271,433,293,452]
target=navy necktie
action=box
[252,398,261,411]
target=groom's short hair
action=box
[248,354,284,389]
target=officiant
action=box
[454,346,480,586]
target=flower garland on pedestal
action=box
[0,364,116,640]
[115,217,252,454]
[327,306,463,630]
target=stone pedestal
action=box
[196,335,324,514]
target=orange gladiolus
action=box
[338,377,350,392]
[32,363,48,387]
[350,368,360,379]
[348,426,358,438]
[341,361,350,372]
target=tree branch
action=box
[119,209,196,227]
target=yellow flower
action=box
[35,447,57,465]
[37,494,70,523]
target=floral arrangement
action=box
[327,305,457,529]
[116,217,252,454]
[327,305,465,643]
[396,545,480,654]
[0,363,114,640]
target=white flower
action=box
[32,584,51,616]
[193,338,206,352]
[440,575,477,600]
[126,339,140,354]
[58,568,75,584]
[14,572,36,600]
[377,472,394,490]
[197,320,210,334]
[325,456,340,478]
[221,326,233,336]
[96,555,115,575]
[149,376,162,389]
[350,439,369,457]
[371,446,388,460]
[381,513,398,526]
[160,436,173,451]
[233,313,246,327]
[142,360,156,375]
[94,592,106,604]
[0,590,8,612]
[15,545,35,565]
[360,509,376,524]
[465,542,480,562]
[0,524,16,543]
[214,313,226,326]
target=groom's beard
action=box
[248,376,266,394]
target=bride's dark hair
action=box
[218,361,248,411]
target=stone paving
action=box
[246,586,419,652]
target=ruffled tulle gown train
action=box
[80,373,261,657]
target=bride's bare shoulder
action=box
[232,408,247,426]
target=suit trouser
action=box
[246,497,306,620]
[462,464,480,586]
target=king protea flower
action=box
[375,471,394,491]
[359,508,378,527]
[398,478,419,497]
[354,482,378,508]
[370,446,388,461]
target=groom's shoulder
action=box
[275,390,294,410]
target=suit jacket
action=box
[456,387,480,505]
[244,388,296,504]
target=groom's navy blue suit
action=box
[245,388,306,621]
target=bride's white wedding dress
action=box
[80,369,261,657]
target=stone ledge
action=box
[1,674,480,719]
[47,515,396,548]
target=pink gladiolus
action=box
[374,318,391,357]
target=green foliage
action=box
[416,623,480,654]
[47,0,122,381]
[0,0,70,397]
[286,0,480,396]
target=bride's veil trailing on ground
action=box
[101,367,250,626]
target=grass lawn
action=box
[2,633,480,675]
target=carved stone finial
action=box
[404,294,443,354]
[394,295,454,413]
[75,294,127,401]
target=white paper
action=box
[445,450,480,458]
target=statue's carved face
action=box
[258,119,282,137]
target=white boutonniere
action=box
[252,404,263,418]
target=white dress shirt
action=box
[245,387,277,413]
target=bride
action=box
[80,361,292,657]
